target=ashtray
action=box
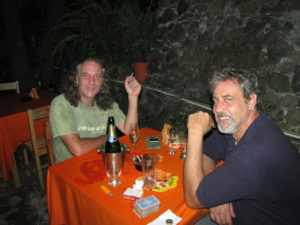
[132,156,142,171]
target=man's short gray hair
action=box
[209,67,260,106]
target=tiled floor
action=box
[0,149,48,225]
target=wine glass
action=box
[180,146,187,160]
[129,124,139,153]
[104,153,123,186]
[167,127,178,155]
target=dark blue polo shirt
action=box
[197,111,300,225]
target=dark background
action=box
[0,0,159,90]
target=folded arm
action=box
[183,111,214,208]
[60,133,107,156]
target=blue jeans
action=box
[194,214,218,225]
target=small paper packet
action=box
[123,188,143,200]
[147,209,182,225]
[146,137,161,149]
[123,179,144,200]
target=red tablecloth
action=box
[0,90,57,181]
[47,127,208,225]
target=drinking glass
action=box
[142,153,158,187]
[129,124,139,153]
[167,127,178,155]
[104,153,123,186]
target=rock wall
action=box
[113,0,300,148]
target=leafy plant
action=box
[49,0,156,80]
[112,0,155,62]
[50,1,120,73]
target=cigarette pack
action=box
[123,188,143,201]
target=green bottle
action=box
[105,117,121,153]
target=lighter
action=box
[100,185,113,196]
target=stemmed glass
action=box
[167,127,178,155]
[104,153,123,186]
[129,124,139,153]
[180,147,187,160]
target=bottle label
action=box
[107,136,118,143]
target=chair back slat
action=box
[0,81,20,93]
[25,105,51,191]
[27,107,49,160]
[30,107,50,120]
[44,121,55,166]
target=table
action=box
[0,89,57,185]
[47,127,208,225]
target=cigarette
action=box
[101,185,113,196]
[130,73,133,78]
[136,155,142,162]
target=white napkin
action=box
[147,209,182,225]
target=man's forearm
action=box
[183,131,206,208]
[124,95,139,134]
[76,135,107,154]
[61,134,107,156]
[184,111,214,209]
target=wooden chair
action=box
[43,121,55,166]
[23,106,54,191]
[0,81,20,93]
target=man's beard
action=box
[215,113,237,134]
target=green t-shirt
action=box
[50,94,126,163]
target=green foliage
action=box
[112,0,155,62]
[50,1,120,72]
[50,0,156,76]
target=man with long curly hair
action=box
[50,57,141,163]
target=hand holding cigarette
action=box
[125,73,142,97]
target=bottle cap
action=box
[166,219,173,225]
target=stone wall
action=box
[113,0,300,148]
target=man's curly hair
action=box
[62,57,114,110]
